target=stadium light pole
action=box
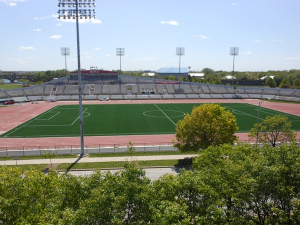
[176,47,185,91]
[176,47,185,75]
[230,47,239,86]
[58,0,96,157]
[256,100,264,144]
[116,48,125,73]
[61,47,70,71]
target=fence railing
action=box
[0,142,177,157]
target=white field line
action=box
[2,106,61,136]
[37,111,60,120]
[226,106,259,120]
[71,108,88,126]
[154,104,177,126]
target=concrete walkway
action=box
[0,154,198,166]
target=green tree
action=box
[42,150,55,167]
[293,78,300,87]
[174,103,238,152]
[249,114,296,147]
[126,141,136,162]
[265,77,277,88]
[279,78,290,88]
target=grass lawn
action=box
[2,103,300,138]
[0,84,23,90]
[57,160,181,170]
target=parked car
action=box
[3,100,15,105]
[99,97,109,101]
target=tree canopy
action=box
[1,144,300,224]
[248,114,296,147]
[174,103,238,152]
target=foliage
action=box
[126,141,136,161]
[293,78,300,87]
[42,151,55,167]
[279,78,290,88]
[174,103,238,152]
[248,114,296,147]
[0,144,300,224]
[265,77,277,88]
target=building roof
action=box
[189,73,204,77]
[156,67,189,74]
[261,76,274,80]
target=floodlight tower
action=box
[116,48,125,72]
[230,47,239,86]
[61,47,70,71]
[176,47,185,75]
[58,0,96,157]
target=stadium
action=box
[1,69,300,156]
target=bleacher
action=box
[1,74,300,103]
[200,85,211,94]
[63,85,79,95]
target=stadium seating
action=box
[200,85,211,94]
[277,90,295,96]
[64,85,79,95]
[0,90,9,99]
[199,94,212,98]
[211,94,224,99]
[23,86,44,96]
[84,95,97,100]
[1,74,300,103]
[5,89,26,97]
[186,94,200,99]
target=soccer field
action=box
[2,103,300,138]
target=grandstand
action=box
[1,70,300,103]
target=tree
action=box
[248,114,296,147]
[126,141,136,162]
[293,78,300,87]
[43,151,55,167]
[265,77,277,88]
[279,78,290,88]
[174,103,238,152]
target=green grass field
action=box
[1,103,300,138]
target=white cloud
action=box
[244,51,252,55]
[0,0,25,6]
[285,56,300,60]
[32,28,42,32]
[94,48,101,51]
[160,20,179,26]
[19,46,34,50]
[50,35,62,39]
[56,23,63,27]
[105,54,110,57]
[194,34,210,39]
[232,3,237,6]
[254,40,261,43]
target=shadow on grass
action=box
[65,155,84,174]
[173,156,196,172]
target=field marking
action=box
[143,110,185,118]
[226,106,260,120]
[37,111,60,120]
[154,104,177,126]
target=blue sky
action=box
[0,0,299,72]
